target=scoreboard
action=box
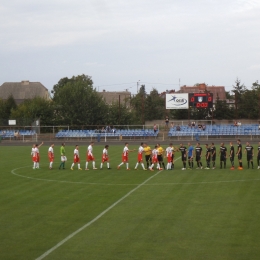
[189,93,213,108]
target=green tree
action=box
[252,80,260,91]
[145,88,165,121]
[232,78,247,119]
[170,109,188,120]
[10,97,55,126]
[130,85,147,124]
[52,74,108,125]
[0,95,17,125]
[214,94,234,120]
[106,102,134,126]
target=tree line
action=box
[0,75,259,128]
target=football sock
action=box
[220,162,222,168]
[248,161,249,168]
[162,162,165,169]
[85,162,88,169]
[107,162,110,168]
[78,164,81,169]
[100,163,103,168]
[251,161,254,168]
[126,163,129,169]
[135,163,139,168]
[71,163,74,168]
[224,162,226,168]
[141,163,145,169]
[213,161,215,167]
[118,162,124,167]
[93,161,96,168]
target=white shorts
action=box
[61,156,67,162]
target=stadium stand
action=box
[0,130,36,139]
[168,124,260,137]
[55,129,159,139]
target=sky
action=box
[1,0,260,94]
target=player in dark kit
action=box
[211,143,216,169]
[229,142,235,170]
[195,143,203,169]
[244,142,254,169]
[219,143,227,169]
[236,139,243,170]
[179,143,187,170]
[205,144,211,169]
[258,141,260,170]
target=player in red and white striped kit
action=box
[149,145,162,171]
[32,142,43,169]
[134,142,146,170]
[165,143,173,170]
[71,145,82,170]
[85,142,97,170]
[117,143,135,170]
[100,145,111,169]
[48,143,54,169]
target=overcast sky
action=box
[1,0,260,94]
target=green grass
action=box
[1,144,260,260]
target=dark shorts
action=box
[182,155,186,161]
[238,154,242,160]
[212,155,216,161]
[220,156,226,162]
[188,156,193,161]
[145,155,151,162]
[247,154,253,161]
[157,155,163,162]
[196,155,201,162]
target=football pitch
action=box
[1,143,260,260]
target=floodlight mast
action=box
[137,80,140,94]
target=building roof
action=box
[178,83,226,102]
[99,90,131,106]
[0,81,50,104]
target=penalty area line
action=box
[35,168,165,260]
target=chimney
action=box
[21,80,29,85]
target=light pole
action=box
[137,80,140,94]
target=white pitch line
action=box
[35,168,164,260]
[11,158,182,186]
[11,160,260,186]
